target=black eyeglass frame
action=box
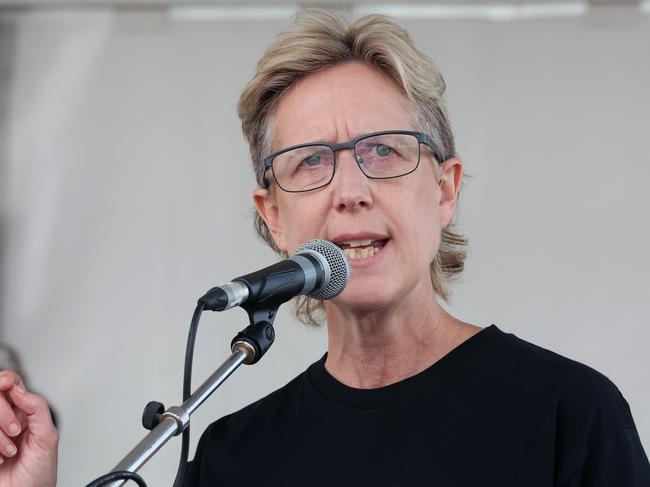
[261,130,442,193]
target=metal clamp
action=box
[161,406,190,436]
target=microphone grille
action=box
[295,239,351,300]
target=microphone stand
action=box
[98,306,278,487]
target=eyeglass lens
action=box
[271,133,421,192]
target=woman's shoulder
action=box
[496,327,650,484]
[198,365,310,441]
[494,327,637,431]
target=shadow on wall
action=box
[0,17,13,339]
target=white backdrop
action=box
[1,5,649,485]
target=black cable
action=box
[84,470,147,487]
[171,302,205,487]
[86,302,205,487]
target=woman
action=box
[1,8,649,487]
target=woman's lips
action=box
[339,238,390,264]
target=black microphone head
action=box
[294,239,351,300]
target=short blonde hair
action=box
[238,8,467,326]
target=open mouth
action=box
[336,238,389,260]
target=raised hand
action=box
[0,370,58,487]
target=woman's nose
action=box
[331,149,373,211]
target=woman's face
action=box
[254,62,462,314]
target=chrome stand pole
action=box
[105,342,254,486]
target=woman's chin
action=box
[327,285,398,316]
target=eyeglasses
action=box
[262,130,441,193]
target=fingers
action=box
[0,428,18,464]
[7,384,58,448]
[0,370,26,393]
[0,370,58,459]
[0,392,22,437]
[0,371,25,444]
[0,376,59,486]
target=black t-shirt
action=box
[185,324,650,486]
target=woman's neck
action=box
[323,290,482,389]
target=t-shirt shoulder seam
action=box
[506,333,616,385]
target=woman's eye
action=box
[375,144,393,157]
[302,154,322,166]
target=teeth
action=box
[342,239,373,248]
[343,246,379,260]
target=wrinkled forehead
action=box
[270,62,414,153]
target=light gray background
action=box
[0,2,649,485]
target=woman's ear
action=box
[438,157,463,227]
[253,187,288,253]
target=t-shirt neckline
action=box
[307,324,505,410]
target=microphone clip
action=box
[230,305,278,365]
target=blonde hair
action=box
[238,8,468,326]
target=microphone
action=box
[198,239,351,312]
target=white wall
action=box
[1,5,649,485]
